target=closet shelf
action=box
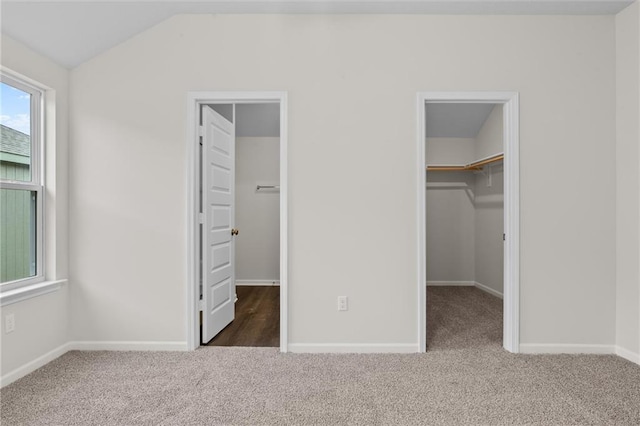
[427,153,503,172]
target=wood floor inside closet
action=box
[206,286,280,347]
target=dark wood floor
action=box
[206,286,280,347]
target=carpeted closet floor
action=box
[2,287,640,425]
[427,286,503,351]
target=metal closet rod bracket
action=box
[256,185,280,191]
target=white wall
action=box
[426,171,476,282]
[235,137,280,282]
[474,105,504,295]
[69,14,616,349]
[426,137,476,165]
[0,36,69,380]
[615,1,640,361]
[426,137,475,282]
[474,105,503,160]
[474,166,504,294]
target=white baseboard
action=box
[68,341,188,351]
[1,340,190,388]
[287,343,420,353]
[236,280,280,286]
[1,342,71,388]
[615,346,640,365]
[474,281,504,299]
[426,281,475,286]
[519,343,614,354]
[426,281,504,299]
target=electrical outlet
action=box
[5,313,15,334]
[337,296,348,311]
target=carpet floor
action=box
[2,287,640,425]
[427,286,503,351]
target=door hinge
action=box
[503,233,506,241]
[198,125,205,138]
[199,299,204,311]
[199,213,205,224]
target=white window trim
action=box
[0,279,66,307]
[0,72,46,292]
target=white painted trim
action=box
[0,342,70,388]
[236,280,280,286]
[425,280,504,298]
[418,91,520,354]
[615,346,640,364]
[0,71,46,292]
[0,279,66,306]
[188,91,287,104]
[186,91,288,353]
[502,93,520,354]
[69,341,188,351]
[416,94,427,354]
[426,280,475,286]
[287,343,420,353]
[279,95,288,353]
[474,281,504,299]
[186,94,198,351]
[519,344,614,354]
[0,340,195,387]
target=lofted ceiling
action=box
[0,0,634,69]
[426,103,496,138]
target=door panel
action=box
[210,279,231,311]
[201,105,236,344]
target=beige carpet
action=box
[2,287,640,425]
[427,286,503,351]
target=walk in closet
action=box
[425,103,505,302]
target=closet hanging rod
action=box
[426,165,469,172]
[256,185,280,190]
[467,153,504,169]
[426,152,503,172]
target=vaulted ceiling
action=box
[1,0,634,69]
[426,103,496,138]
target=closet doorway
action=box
[416,92,519,353]
[186,92,288,352]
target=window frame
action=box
[0,72,45,291]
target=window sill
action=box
[0,279,67,307]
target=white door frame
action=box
[186,91,288,352]
[417,91,520,353]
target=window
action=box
[0,73,44,289]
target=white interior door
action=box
[201,105,236,344]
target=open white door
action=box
[201,105,236,344]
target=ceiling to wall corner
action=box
[426,103,496,138]
[1,0,634,69]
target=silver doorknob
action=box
[231,228,239,236]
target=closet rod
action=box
[426,165,470,172]
[426,153,503,172]
[467,153,504,169]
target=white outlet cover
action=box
[5,314,16,333]
[338,296,348,311]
